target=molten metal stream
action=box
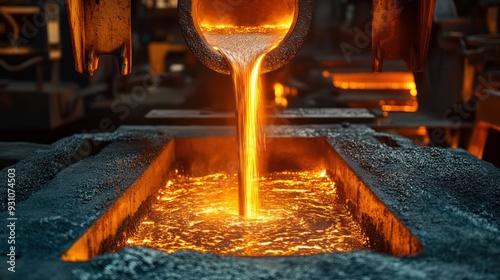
[126,171,368,256]
[200,25,291,216]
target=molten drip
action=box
[126,171,368,256]
[200,25,292,216]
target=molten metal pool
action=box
[61,137,421,262]
[126,170,368,256]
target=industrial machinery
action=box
[0,0,499,279]
[0,1,84,130]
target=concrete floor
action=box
[0,125,499,279]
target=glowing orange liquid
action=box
[201,25,291,216]
[126,171,368,256]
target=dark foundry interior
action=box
[0,0,500,279]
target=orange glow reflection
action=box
[381,102,418,112]
[126,171,368,256]
[329,72,417,91]
[273,82,298,107]
[325,72,419,112]
[274,82,288,107]
[273,83,298,107]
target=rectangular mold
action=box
[61,137,422,262]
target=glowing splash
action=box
[126,171,369,256]
[200,25,292,216]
